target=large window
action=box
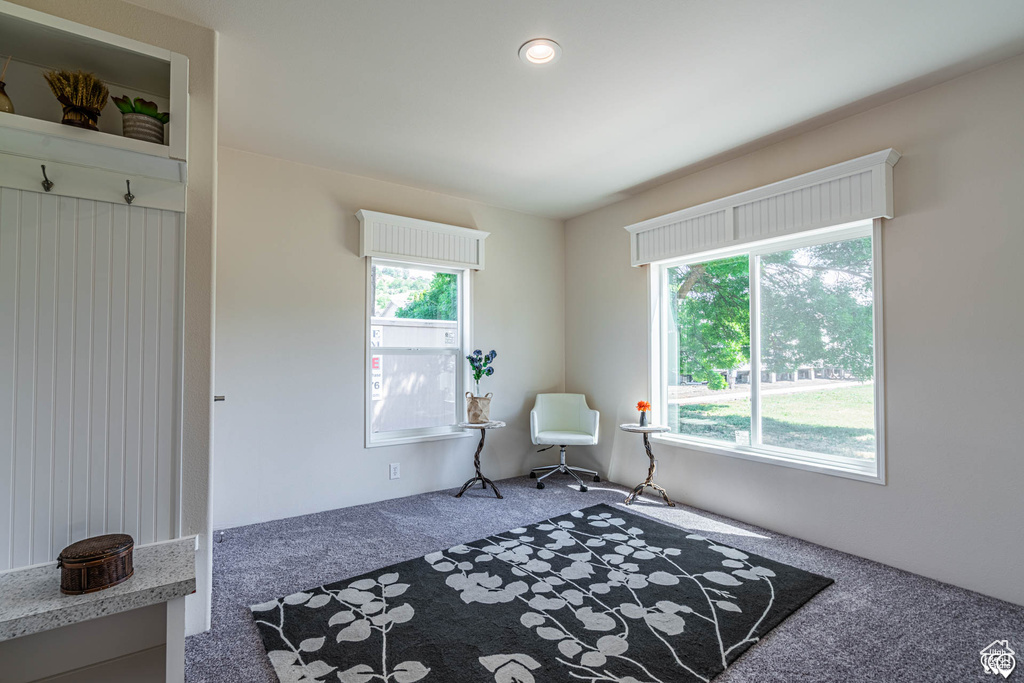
[366,259,470,446]
[652,221,883,481]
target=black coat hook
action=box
[40,165,54,193]
[124,180,135,205]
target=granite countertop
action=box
[0,535,196,641]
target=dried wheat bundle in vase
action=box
[43,70,108,130]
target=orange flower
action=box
[636,401,651,412]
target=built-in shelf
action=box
[0,1,188,212]
[0,5,171,95]
[0,0,188,162]
[0,110,171,159]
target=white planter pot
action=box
[122,112,164,144]
[466,392,492,424]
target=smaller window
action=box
[366,259,470,446]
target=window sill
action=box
[366,430,475,449]
[649,433,884,484]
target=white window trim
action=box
[365,257,474,448]
[625,149,899,266]
[357,209,489,270]
[647,219,886,484]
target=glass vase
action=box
[0,82,13,114]
[639,411,647,427]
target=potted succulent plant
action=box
[466,349,497,424]
[112,95,169,144]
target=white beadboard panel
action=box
[122,205,145,545]
[11,190,38,567]
[51,196,76,562]
[139,209,160,545]
[357,209,489,270]
[734,170,874,241]
[0,187,183,570]
[625,149,900,266]
[156,215,181,540]
[105,205,129,534]
[31,196,57,563]
[70,199,94,549]
[0,189,15,570]
[88,201,112,539]
[635,210,729,264]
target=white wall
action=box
[12,0,218,635]
[564,53,1024,607]
[213,148,564,529]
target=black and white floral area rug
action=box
[251,504,832,683]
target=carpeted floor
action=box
[186,476,1024,682]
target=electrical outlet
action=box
[389,463,400,480]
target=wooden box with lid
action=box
[56,534,134,595]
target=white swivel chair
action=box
[529,393,601,491]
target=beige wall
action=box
[12,0,218,635]
[564,53,1024,606]
[213,147,564,528]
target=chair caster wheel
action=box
[580,485,588,492]
[529,471,536,479]
[536,482,545,490]
[593,476,601,482]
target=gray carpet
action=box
[186,476,1024,682]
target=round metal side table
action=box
[455,421,505,499]
[619,424,675,506]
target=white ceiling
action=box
[126,0,1024,219]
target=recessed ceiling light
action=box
[519,39,561,65]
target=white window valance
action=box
[357,210,489,270]
[624,149,901,266]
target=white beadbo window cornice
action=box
[357,210,490,270]
[624,149,901,266]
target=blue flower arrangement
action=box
[467,349,497,394]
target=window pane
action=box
[758,236,875,460]
[371,353,458,433]
[369,260,463,442]
[372,264,458,321]
[666,255,751,444]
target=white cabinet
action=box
[0,4,190,676]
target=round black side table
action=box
[455,421,506,499]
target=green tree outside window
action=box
[395,272,458,321]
